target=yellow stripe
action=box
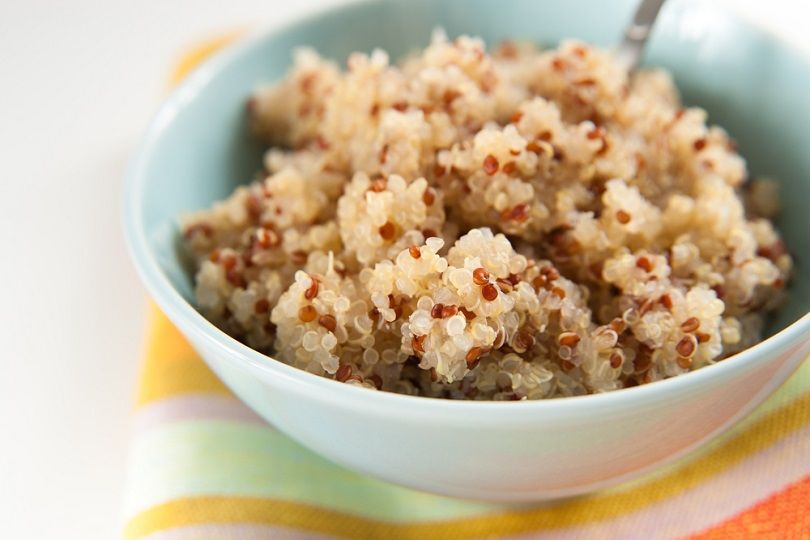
[136,305,231,407]
[169,31,245,87]
[135,34,244,408]
[124,497,389,540]
[125,390,810,539]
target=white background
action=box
[0,1,807,538]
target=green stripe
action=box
[125,361,808,522]
[124,420,502,522]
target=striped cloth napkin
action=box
[123,307,810,539]
[123,40,810,539]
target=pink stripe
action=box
[141,523,335,540]
[132,395,265,435]
[506,422,810,539]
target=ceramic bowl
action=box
[124,0,810,500]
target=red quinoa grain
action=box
[472,267,490,285]
[370,178,387,192]
[558,332,581,347]
[335,364,352,382]
[378,221,396,241]
[676,335,697,358]
[304,276,319,300]
[254,298,270,314]
[526,141,543,154]
[681,317,700,333]
[412,334,426,353]
[482,283,499,301]
[422,188,436,206]
[291,250,308,264]
[298,305,317,323]
[465,346,488,367]
[636,256,653,272]
[318,314,337,332]
[483,154,499,175]
[441,305,458,318]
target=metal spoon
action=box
[615,0,667,71]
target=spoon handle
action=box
[616,0,667,71]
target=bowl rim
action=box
[123,0,810,412]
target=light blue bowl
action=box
[125,0,810,500]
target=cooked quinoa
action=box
[181,32,792,400]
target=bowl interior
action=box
[133,0,810,338]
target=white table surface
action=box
[0,1,806,538]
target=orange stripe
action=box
[690,475,810,540]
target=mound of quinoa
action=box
[181,32,792,400]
